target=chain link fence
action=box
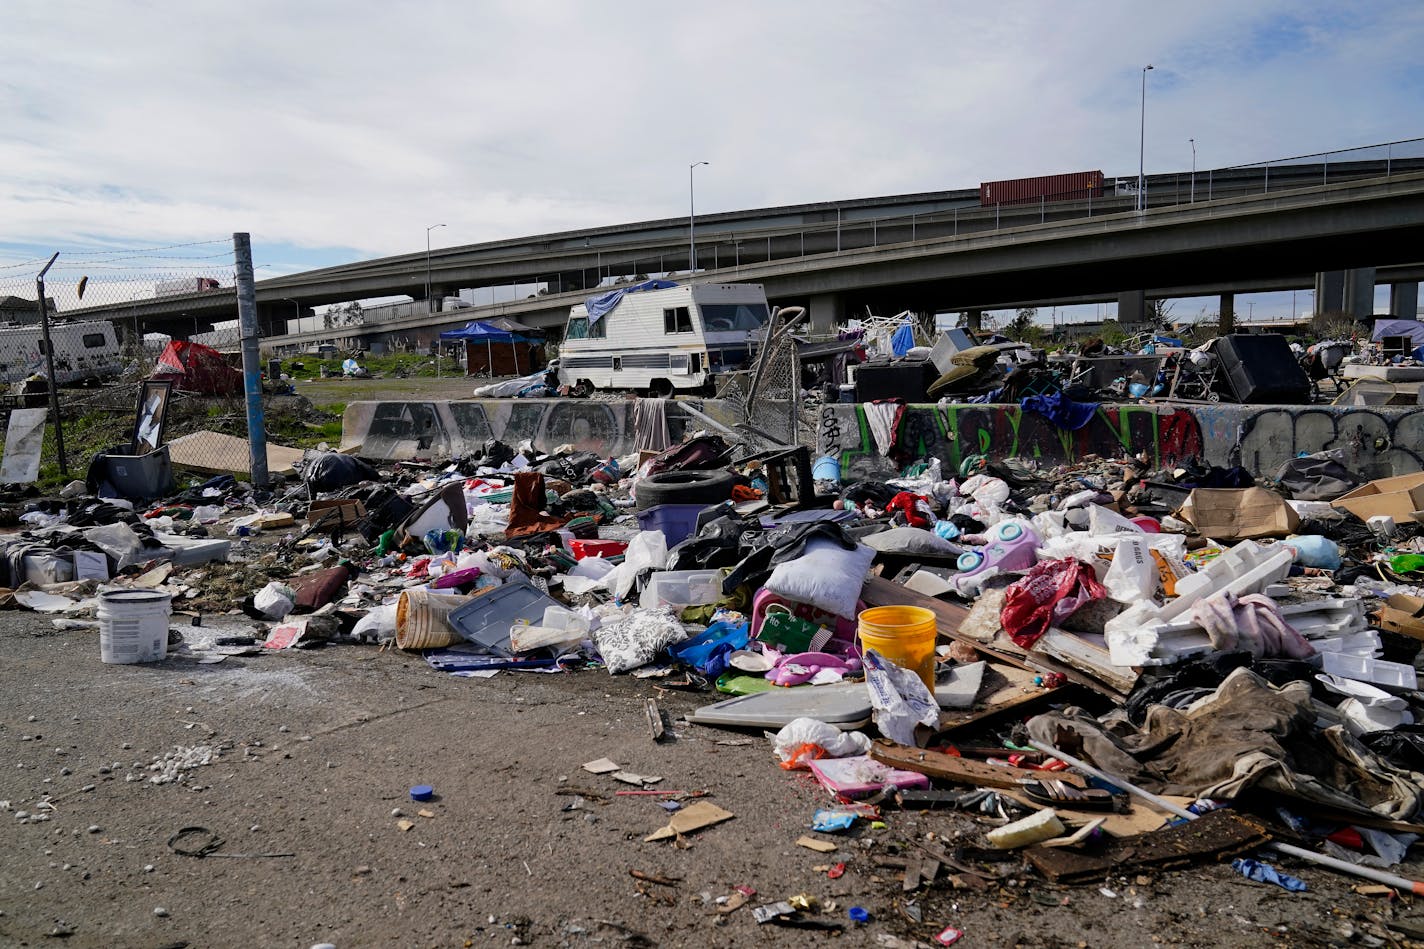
[0,239,289,489]
[714,308,805,451]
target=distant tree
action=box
[1005,307,1044,344]
[1100,319,1129,347]
[1313,310,1361,340]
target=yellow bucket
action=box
[858,605,938,690]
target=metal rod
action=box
[1028,739,1424,895]
[36,252,66,475]
[689,161,708,272]
[1139,64,1154,212]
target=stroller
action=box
[1163,348,1223,401]
[1298,339,1352,401]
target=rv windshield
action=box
[699,303,769,332]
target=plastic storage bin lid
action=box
[446,578,562,657]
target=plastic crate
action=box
[634,503,709,547]
[641,569,723,610]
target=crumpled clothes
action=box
[1000,557,1108,649]
[1190,591,1314,659]
[505,471,568,539]
[1231,858,1308,892]
[1027,667,1424,821]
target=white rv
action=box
[557,282,771,396]
[0,320,122,385]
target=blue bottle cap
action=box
[848,906,870,923]
[410,785,434,801]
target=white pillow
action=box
[763,538,876,620]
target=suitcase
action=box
[1212,335,1311,404]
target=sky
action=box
[2,0,1422,322]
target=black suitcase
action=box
[1212,334,1311,404]
[854,360,937,402]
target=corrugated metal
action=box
[979,171,1105,207]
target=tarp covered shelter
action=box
[151,340,242,395]
[438,320,543,377]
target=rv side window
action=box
[663,307,693,334]
[566,317,589,340]
[82,333,106,348]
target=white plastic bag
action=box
[254,582,296,620]
[864,649,939,746]
[351,602,398,643]
[771,718,871,763]
[1103,536,1156,604]
[599,530,668,601]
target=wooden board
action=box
[869,739,1085,791]
[167,431,305,476]
[1024,809,1271,883]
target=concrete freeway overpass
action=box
[63,157,1424,345]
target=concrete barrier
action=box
[818,401,1424,481]
[342,398,741,461]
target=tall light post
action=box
[1138,64,1154,212]
[689,161,709,272]
[1189,137,1197,203]
[425,223,445,315]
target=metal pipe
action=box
[1028,739,1424,895]
[36,252,66,475]
[689,161,708,272]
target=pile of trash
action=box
[10,419,1424,931]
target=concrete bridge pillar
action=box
[1219,292,1235,334]
[964,310,983,332]
[808,292,845,335]
[1343,267,1377,319]
[1117,290,1145,326]
[1391,282,1420,320]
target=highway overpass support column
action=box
[1315,271,1344,316]
[1390,282,1419,320]
[964,310,983,332]
[1344,267,1377,319]
[1220,292,1235,334]
[808,293,845,335]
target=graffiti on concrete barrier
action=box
[349,399,631,461]
[821,402,1424,480]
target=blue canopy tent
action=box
[439,320,538,376]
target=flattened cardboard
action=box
[645,801,735,841]
[1376,594,1424,640]
[1177,487,1299,541]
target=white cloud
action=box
[1,0,1421,276]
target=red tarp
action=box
[152,341,243,395]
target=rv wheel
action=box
[571,379,593,398]
[647,378,673,399]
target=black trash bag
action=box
[304,452,381,493]
[481,439,516,468]
[1360,726,1424,772]
[841,480,898,509]
[1275,453,1365,501]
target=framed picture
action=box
[132,379,173,455]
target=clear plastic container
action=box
[640,569,723,611]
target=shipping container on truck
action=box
[979,171,1105,207]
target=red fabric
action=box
[1000,557,1107,649]
[151,341,242,395]
[885,492,932,528]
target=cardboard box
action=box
[1376,593,1424,640]
[305,499,366,528]
[1334,472,1424,523]
[1177,487,1299,541]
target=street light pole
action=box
[689,161,709,273]
[1138,64,1154,212]
[1189,137,1196,203]
[425,224,445,316]
[281,297,301,333]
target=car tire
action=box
[634,469,737,512]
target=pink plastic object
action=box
[807,755,931,798]
[953,519,1040,591]
[750,588,862,644]
[764,651,862,687]
[1131,516,1161,533]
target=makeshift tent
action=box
[438,320,542,377]
[151,340,242,395]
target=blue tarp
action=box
[438,320,526,343]
[890,322,915,357]
[585,279,678,325]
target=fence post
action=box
[232,233,270,487]
[36,253,66,476]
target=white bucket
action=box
[98,590,172,664]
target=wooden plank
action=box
[869,739,1084,791]
[1024,809,1271,883]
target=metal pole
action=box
[1189,138,1196,202]
[35,253,66,476]
[1138,64,1154,212]
[689,161,708,272]
[425,223,445,316]
[233,233,269,487]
